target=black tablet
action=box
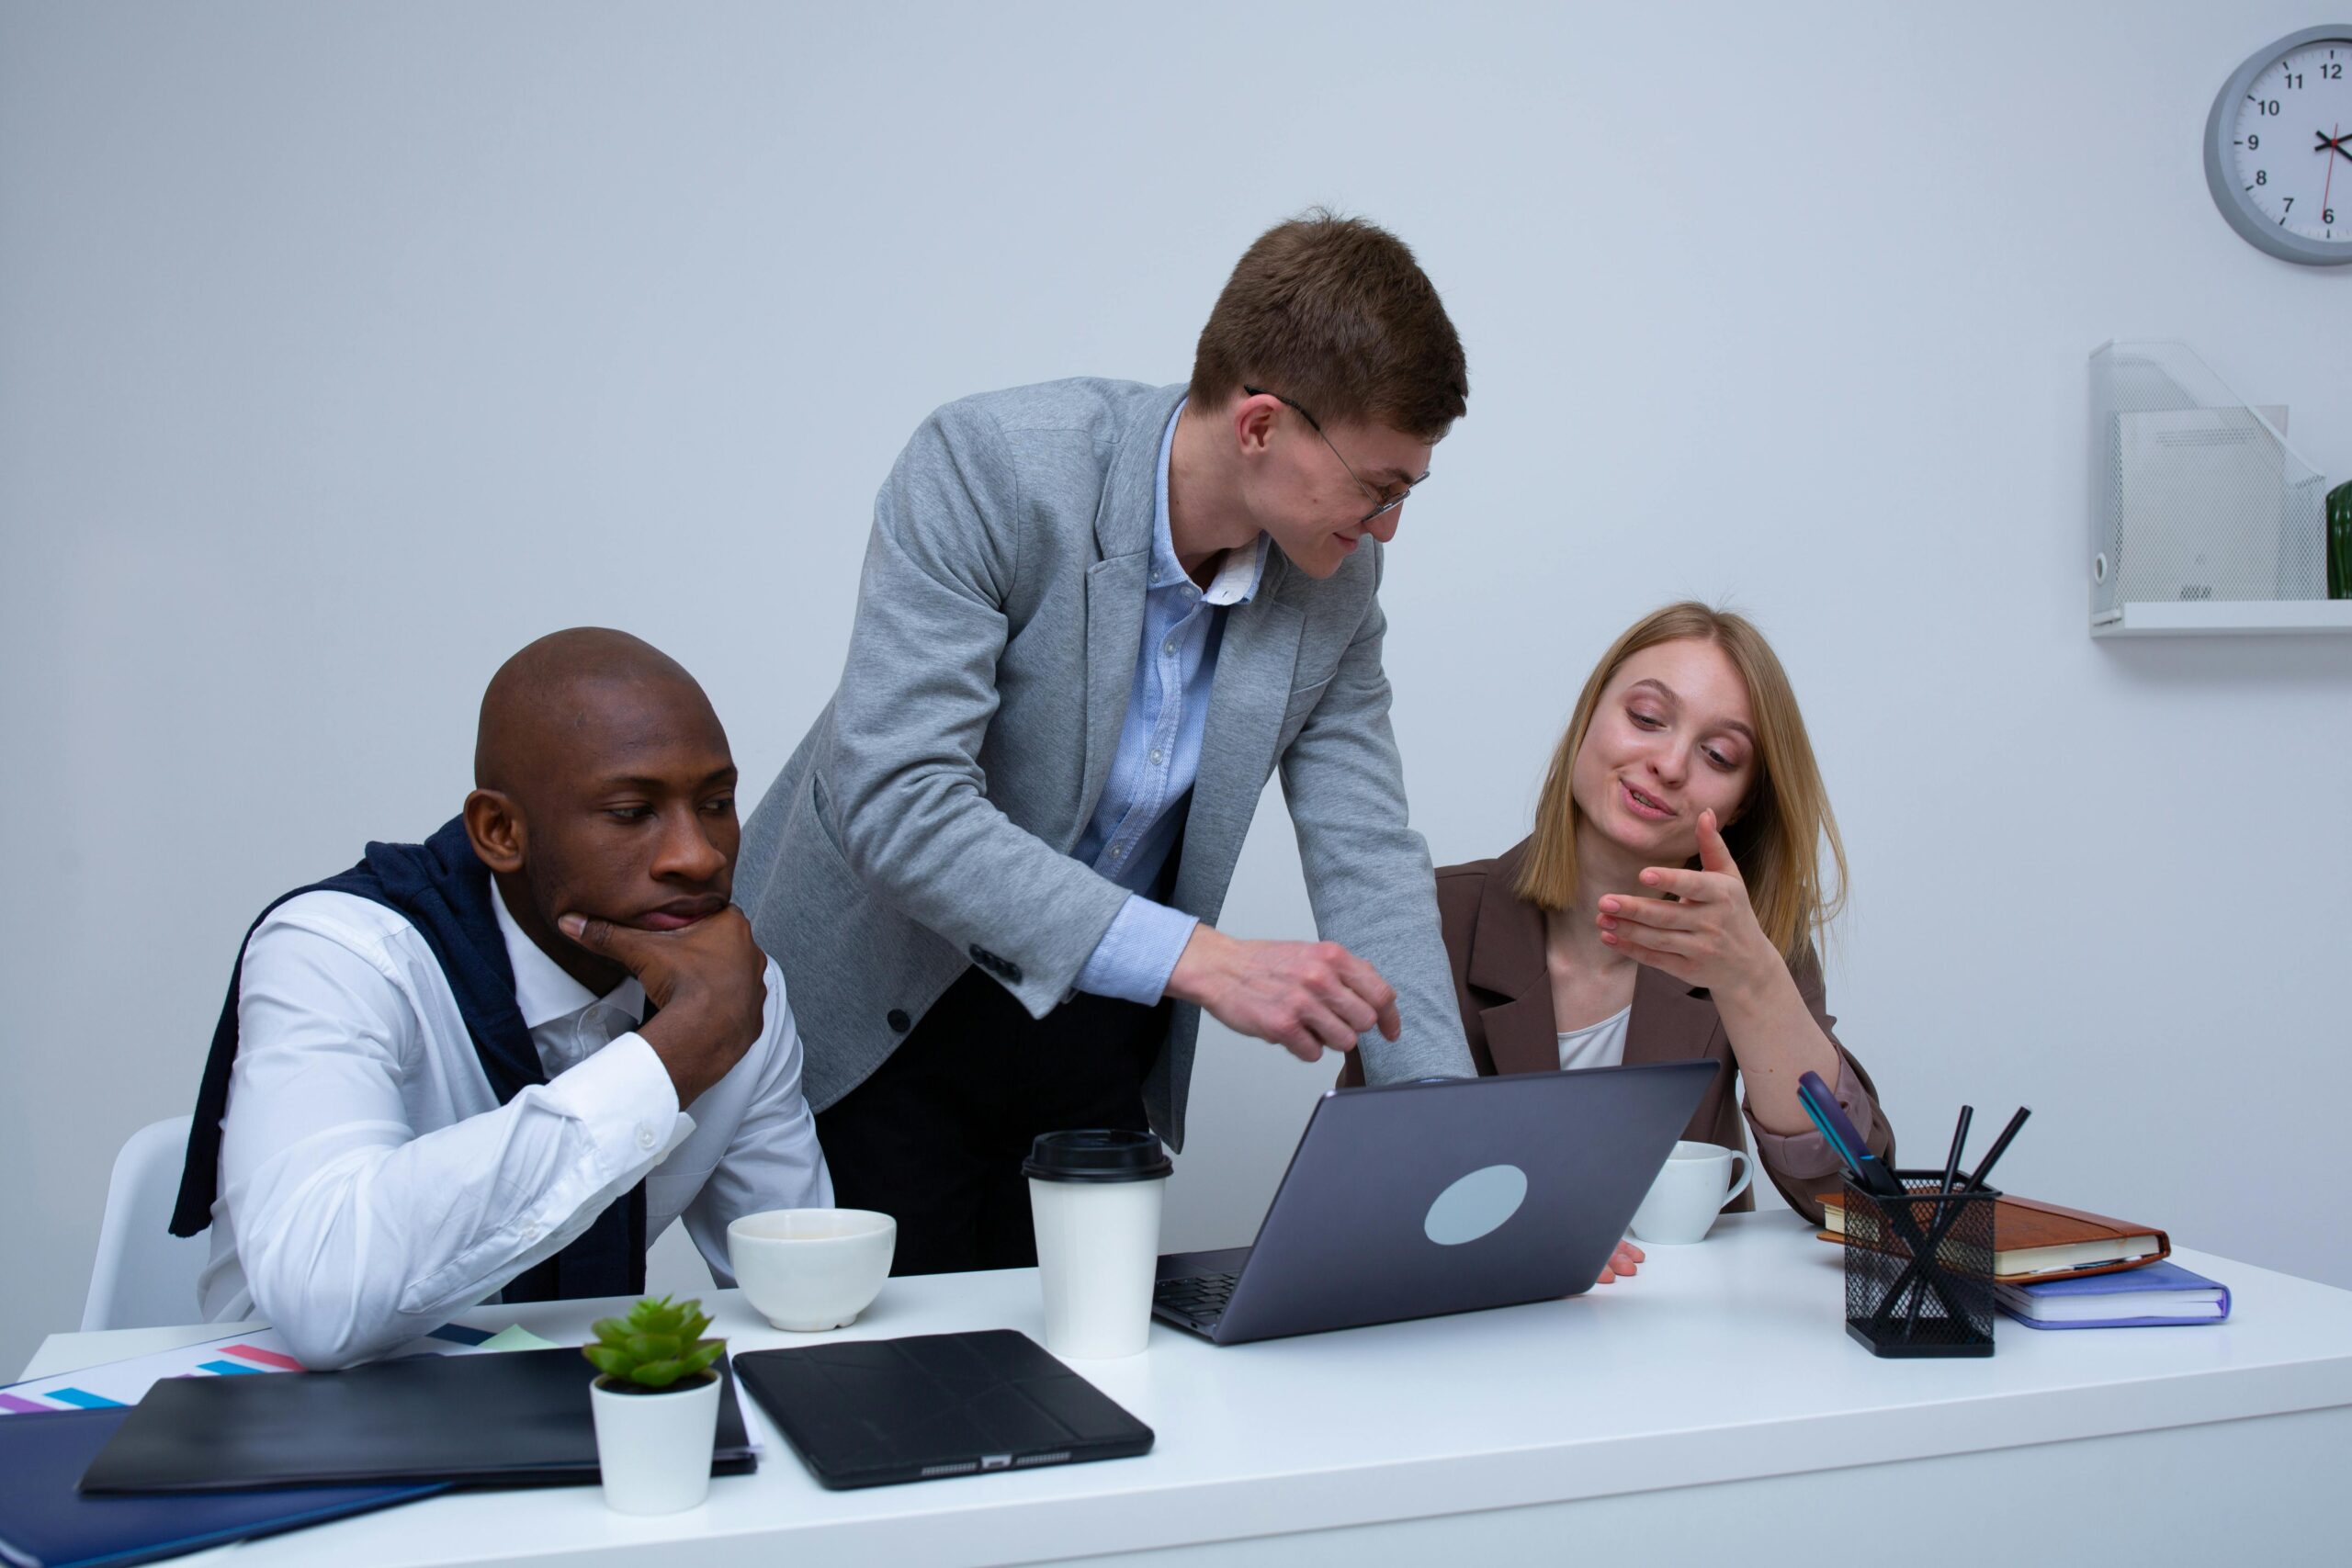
[731,1329,1153,1490]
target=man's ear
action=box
[1232,390,1279,457]
[463,789,526,874]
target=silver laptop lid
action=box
[1212,1060,1718,1345]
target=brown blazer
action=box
[1340,838,1894,1224]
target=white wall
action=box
[5,1,2347,1374]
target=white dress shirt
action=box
[198,885,831,1368]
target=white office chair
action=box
[82,1115,210,1331]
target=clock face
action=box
[2206,27,2352,265]
[2228,39,2352,243]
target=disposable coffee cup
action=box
[1023,1129,1172,1359]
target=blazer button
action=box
[887,1009,911,1032]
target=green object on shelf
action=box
[2333,479,2352,601]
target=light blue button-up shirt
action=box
[1072,400,1267,1005]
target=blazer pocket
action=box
[1279,673,1336,741]
[807,774,860,876]
[1283,671,1335,709]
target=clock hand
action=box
[2316,129,2352,164]
[2326,124,2340,228]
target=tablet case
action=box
[732,1330,1153,1490]
[0,1407,438,1568]
[78,1348,754,1494]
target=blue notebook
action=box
[1994,1259,2231,1329]
[0,1407,437,1568]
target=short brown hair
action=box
[1516,603,1849,960]
[1189,209,1467,441]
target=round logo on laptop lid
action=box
[1422,1164,1530,1246]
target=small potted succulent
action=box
[583,1295,727,1515]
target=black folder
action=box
[732,1330,1153,1490]
[1,1406,439,1568]
[78,1348,754,1495]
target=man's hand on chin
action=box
[559,905,768,1106]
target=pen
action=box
[1799,1072,1903,1198]
[1939,1106,1973,1197]
[1796,1088,1860,1173]
[1962,1106,2031,1192]
[1905,1106,1974,1337]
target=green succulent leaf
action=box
[631,1359,685,1388]
[582,1296,723,1388]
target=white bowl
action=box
[727,1208,896,1331]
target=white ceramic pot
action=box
[589,1370,721,1515]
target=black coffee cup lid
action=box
[1023,1129,1172,1183]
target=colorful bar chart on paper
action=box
[0,1322,546,1416]
[0,1332,313,1415]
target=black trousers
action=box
[815,965,1167,1276]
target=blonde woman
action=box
[1341,603,1893,1269]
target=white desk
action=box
[24,1214,2352,1566]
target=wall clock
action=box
[2203,24,2352,265]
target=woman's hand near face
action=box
[1594,810,1781,999]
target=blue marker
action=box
[1800,1071,1902,1197]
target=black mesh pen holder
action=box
[1841,1173,1999,1359]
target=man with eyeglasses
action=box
[735,210,1477,1272]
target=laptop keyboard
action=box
[1152,1270,1239,1332]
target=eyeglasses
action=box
[1243,385,1430,525]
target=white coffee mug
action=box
[1628,1140,1752,1245]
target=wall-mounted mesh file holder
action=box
[2088,341,2346,637]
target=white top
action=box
[198,885,831,1368]
[1555,1002,1632,1071]
[51,1215,2351,1568]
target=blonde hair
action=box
[1514,603,1847,959]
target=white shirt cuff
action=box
[543,1032,684,1180]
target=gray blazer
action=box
[737,378,1474,1150]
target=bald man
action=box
[172,629,831,1368]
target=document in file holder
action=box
[2089,341,2329,619]
[2111,403,2307,604]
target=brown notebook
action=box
[1815,1192,2170,1283]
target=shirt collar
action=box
[1150,397,1266,605]
[492,883,646,1029]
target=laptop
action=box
[1153,1060,1718,1346]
